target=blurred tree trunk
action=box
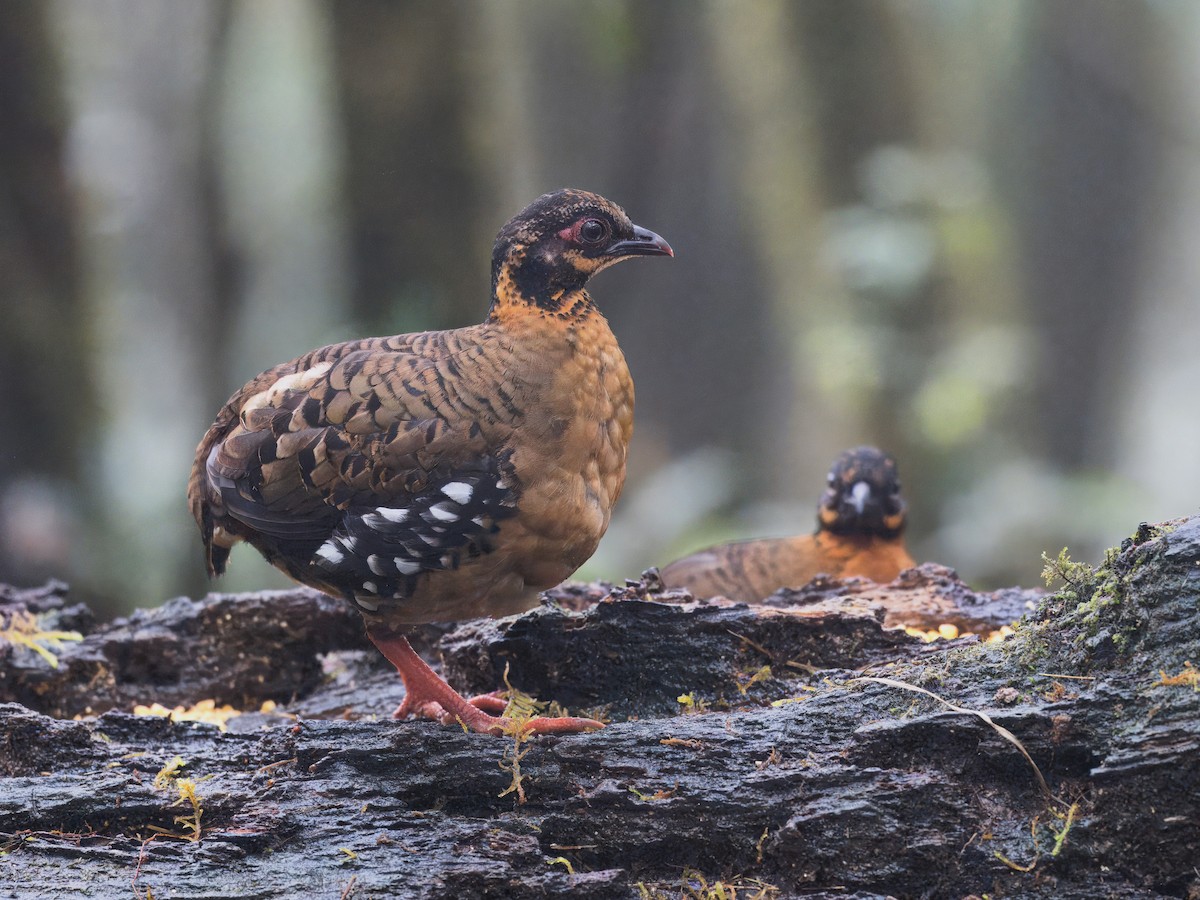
[329,1,488,335]
[882,3,1034,576]
[0,3,87,592]
[215,0,350,394]
[1112,7,1200,523]
[706,0,931,510]
[205,0,350,597]
[706,0,841,508]
[1009,0,1158,470]
[51,0,231,612]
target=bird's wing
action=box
[191,329,524,589]
[660,543,757,601]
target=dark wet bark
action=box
[1,518,1198,898]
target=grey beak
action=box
[607,224,674,258]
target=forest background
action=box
[2,0,1197,618]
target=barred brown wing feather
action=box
[202,332,526,599]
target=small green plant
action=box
[146,757,204,842]
[495,663,545,805]
[637,870,780,899]
[167,779,204,842]
[1040,548,1095,594]
[629,785,676,802]
[735,665,772,696]
[993,802,1079,873]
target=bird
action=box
[188,189,672,735]
[659,446,915,602]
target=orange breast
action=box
[496,309,634,589]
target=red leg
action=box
[366,629,603,736]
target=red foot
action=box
[367,629,603,736]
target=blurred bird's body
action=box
[188,189,672,734]
[660,446,915,602]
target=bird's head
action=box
[491,189,672,313]
[816,446,907,538]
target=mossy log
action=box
[0,518,1197,899]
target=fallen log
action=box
[0,517,1197,898]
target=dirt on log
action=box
[0,517,1198,899]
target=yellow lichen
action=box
[0,610,82,668]
[735,665,773,696]
[547,856,575,874]
[1152,661,1199,691]
[902,622,1014,643]
[133,698,272,731]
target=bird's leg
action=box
[366,628,604,736]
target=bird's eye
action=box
[578,218,609,245]
[826,473,837,486]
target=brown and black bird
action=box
[660,446,915,602]
[189,189,672,735]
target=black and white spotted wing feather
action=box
[193,332,527,613]
[308,454,518,609]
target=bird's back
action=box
[661,530,915,602]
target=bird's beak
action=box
[848,481,872,516]
[607,224,674,258]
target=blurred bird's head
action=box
[816,446,907,538]
[491,189,672,312]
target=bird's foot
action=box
[390,690,503,723]
[369,628,603,736]
[391,694,602,736]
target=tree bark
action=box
[1,517,1198,898]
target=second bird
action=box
[660,446,916,602]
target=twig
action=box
[849,676,1055,800]
[728,630,772,660]
[255,757,298,775]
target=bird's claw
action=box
[496,715,606,736]
[392,689,509,723]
